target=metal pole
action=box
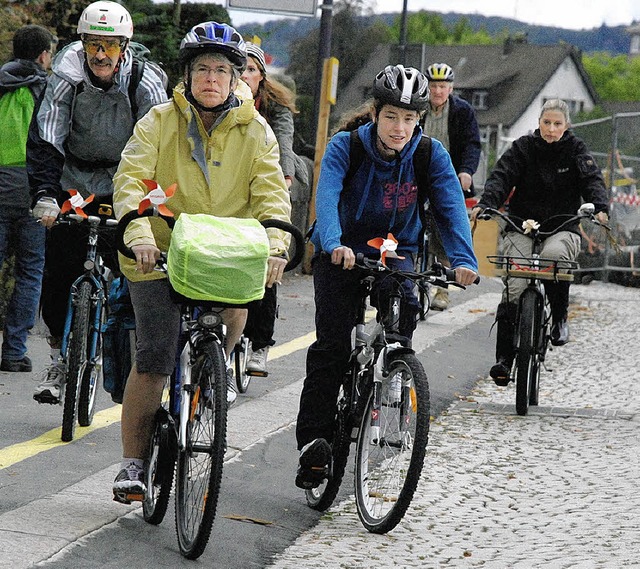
[312,0,333,142]
[399,0,408,65]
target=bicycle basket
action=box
[167,214,269,303]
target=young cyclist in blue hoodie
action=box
[294,64,478,489]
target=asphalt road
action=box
[0,270,502,568]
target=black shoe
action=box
[550,319,569,346]
[1,356,32,372]
[490,359,512,387]
[295,438,331,489]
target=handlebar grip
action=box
[260,219,305,272]
[445,266,481,285]
[115,209,175,260]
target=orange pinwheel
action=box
[137,179,176,216]
[60,189,95,218]
[366,233,405,266]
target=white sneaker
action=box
[33,362,65,404]
[430,288,450,311]
[384,371,403,406]
[246,346,269,376]
[226,368,237,405]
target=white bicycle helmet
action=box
[425,63,454,82]
[77,1,133,39]
[372,65,429,111]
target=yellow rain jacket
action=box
[113,83,291,282]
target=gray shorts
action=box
[128,278,181,375]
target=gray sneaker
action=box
[246,347,269,377]
[112,462,146,504]
[33,362,66,405]
[430,288,450,311]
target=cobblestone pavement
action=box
[268,281,640,569]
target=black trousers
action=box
[243,284,278,350]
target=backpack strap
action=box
[344,130,366,187]
[414,135,432,223]
[128,57,145,119]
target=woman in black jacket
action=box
[471,99,609,385]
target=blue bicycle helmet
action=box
[179,21,246,72]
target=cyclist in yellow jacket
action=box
[112,21,291,503]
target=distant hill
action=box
[237,11,633,69]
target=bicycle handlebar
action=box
[115,208,305,273]
[477,206,608,236]
[354,253,480,288]
[56,212,119,228]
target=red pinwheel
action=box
[60,189,95,218]
[366,233,405,267]
[137,179,176,216]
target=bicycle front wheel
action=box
[62,281,92,442]
[354,353,430,533]
[175,339,228,560]
[516,291,540,416]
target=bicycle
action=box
[42,195,117,442]
[116,203,304,559]
[479,203,605,416]
[306,252,477,533]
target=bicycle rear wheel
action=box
[354,353,430,533]
[78,298,104,426]
[143,407,176,525]
[62,281,92,442]
[516,291,540,416]
[175,339,227,560]
[234,336,251,393]
[305,371,363,511]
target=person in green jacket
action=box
[0,25,56,372]
[111,21,291,504]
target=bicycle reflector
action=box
[197,311,222,329]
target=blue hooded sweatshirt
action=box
[311,121,478,271]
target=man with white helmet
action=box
[29,1,168,404]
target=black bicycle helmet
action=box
[179,21,246,72]
[372,65,429,111]
[425,63,454,82]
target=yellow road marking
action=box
[0,310,376,469]
[0,405,121,470]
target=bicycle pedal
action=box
[246,370,268,378]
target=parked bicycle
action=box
[306,253,477,533]
[479,203,606,416]
[116,205,304,559]
[43,195,117,442]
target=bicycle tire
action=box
[305,371,364,511]
[234,336,251,393]
[78,295,104,426]
[175,339,227,560]
[143,407,176,525]
[530,300,550,407]
[354,353,430,533]
[61,281,92,442]
[516,291,540,416]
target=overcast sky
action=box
[228,0,640,31]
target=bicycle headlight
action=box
[84,260,95,271]
[197,311,222,329]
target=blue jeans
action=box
[0,210,46,360]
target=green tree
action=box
[389,11,497,45]
[583,52,640,101]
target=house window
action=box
[471,91,488,110]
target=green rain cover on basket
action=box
[167,213,270,303]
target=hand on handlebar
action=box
[469,206,484,223]
[332,246,356,270]
[454,267,479,286]
[132,244,161,274]
[266,255,287,287]
[595,211,609,225]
